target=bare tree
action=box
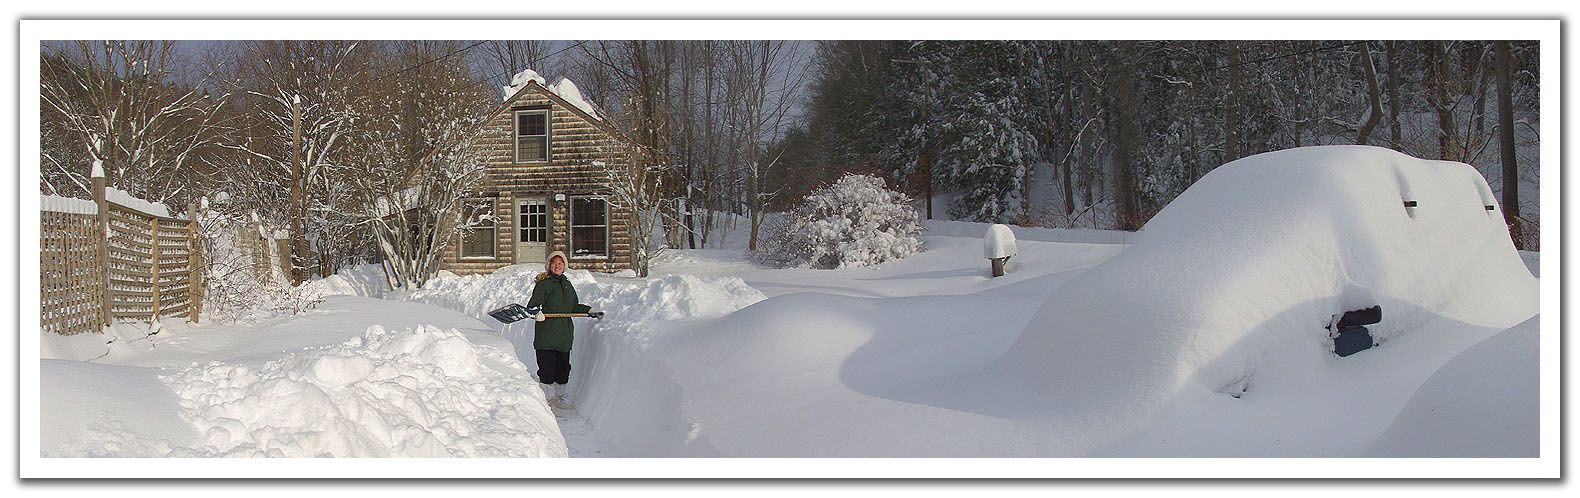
[41,40,226,204]
[351,41,492,289]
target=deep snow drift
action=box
[589,145,1538,456]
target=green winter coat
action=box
[527,271,590,352]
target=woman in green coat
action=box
[527,251,590,406]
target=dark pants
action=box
[536,349,571,385]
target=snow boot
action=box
[545,384,573,410]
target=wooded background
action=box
[39,39,1542,286]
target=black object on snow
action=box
[1334,305,1382,329]
[488,303,533,324]
[1332,326,1375,357]
[1329,306,1383,357]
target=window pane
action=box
[517,113,545,136]
[461,202,495,258]
[462,227,495,257]
[573,198,606,226]
[571,226,607,257]
[517,136,545,161]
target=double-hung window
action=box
[459,200,496,259]
[569,197,608,258]
[515,109,549,163]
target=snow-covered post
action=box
[985,224,1017,277]
[91,160,111,328]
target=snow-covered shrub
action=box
[198,209,322,323]
[755,174,922,269]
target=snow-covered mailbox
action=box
[985,224,1016,277]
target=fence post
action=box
[188,204,203,323]
[150,217,160,319]
[92,170,110,329]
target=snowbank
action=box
[1365,316,1539,457]
[41,360,196,457]
[391,265,765,455]
[404,267,765,350]
[308,264,394,298]
[161,324,563,457]
[923,219,1134,245]
[992,145,1538,453]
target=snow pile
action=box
[548,77,599,119]
[308,264,394,298]
[500,69,601,120]
[989,145,1537,453]
[40,319,172,361]
[161,324,563,457]
[403,267,764,344]
[105,186,172,218]
[756,174,922,269]
[984,224,1016,259]
[41,360,195,457]
[1366,316,1539,457]
[500,68,546,101]
[41,195,97,214]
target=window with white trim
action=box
[459,200,496,259]
[569,197,608,258]
[514,109,549,163]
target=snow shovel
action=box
[488,303,605,324]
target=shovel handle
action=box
[541,312,604,320]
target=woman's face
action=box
[549,256,565,275]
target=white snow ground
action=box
[38,146,1540,460]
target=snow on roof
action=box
[372,185,424,218]
[547,77,599,120]
[105,187,172,218]
[501,69,601,121]
[41,195,97,215]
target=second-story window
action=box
[515,109,548,163]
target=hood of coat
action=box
[537,251,569,283]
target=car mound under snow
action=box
[992,145,1538,454]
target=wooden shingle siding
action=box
[439,81,637,276]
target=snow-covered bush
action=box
[198,209,322,323]
[755,174,922,269]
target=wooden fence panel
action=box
[39,211,105,336]
[40,193,202,335]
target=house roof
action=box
[493,79,637,147]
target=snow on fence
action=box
[39,177,203,335]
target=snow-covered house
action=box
[440,70,637,275]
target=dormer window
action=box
[515,109,549,163]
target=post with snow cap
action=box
[91,160,111,328]
[985,224,1017,278]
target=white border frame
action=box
[17,19,1560,480]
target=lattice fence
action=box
[39,209,105,336]
[39,178,203,335]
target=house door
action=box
[515,197,548,265]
